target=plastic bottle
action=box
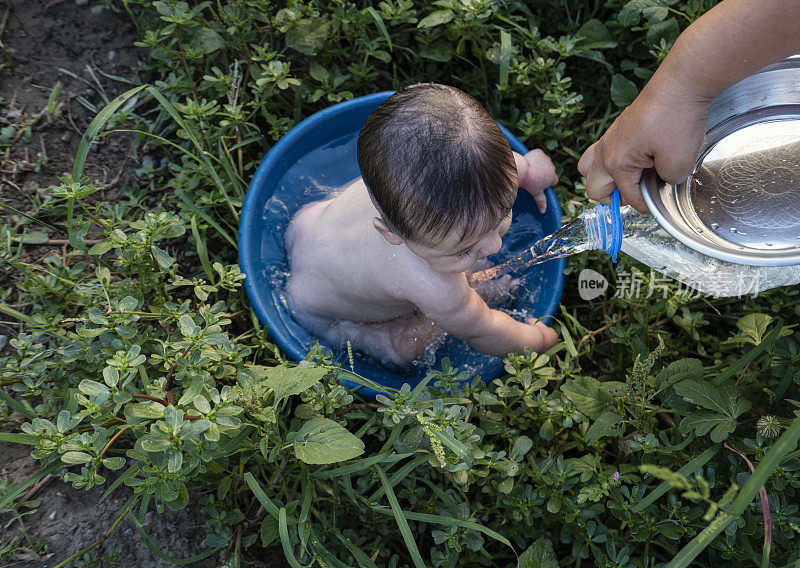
[475,189,800,297]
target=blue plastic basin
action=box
[239,92,565,394]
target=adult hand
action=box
[578,77,712,213]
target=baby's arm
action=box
[411,275,558,357]
[514,150,558,215]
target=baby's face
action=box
[405,211,512,274]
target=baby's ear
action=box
[373,217,404,245]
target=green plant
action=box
[2,0,800,567]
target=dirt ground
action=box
[0,1,283,566]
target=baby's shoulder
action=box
[393,255,470,305]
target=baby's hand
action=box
[514,150,558,214]
[525,318,559,352]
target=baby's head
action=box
[357,83,518,272]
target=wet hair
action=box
[356,83,518,246]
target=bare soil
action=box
[0,2,284,566]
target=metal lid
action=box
[642,58,800,266]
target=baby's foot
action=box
[474,274,520,307]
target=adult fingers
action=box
[579,142,616,205]
[580,141,651,213]
[610,165,650,213]
[652,130,704,186]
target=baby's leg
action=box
[292,310,442,367]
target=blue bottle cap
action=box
[597,188,623,262]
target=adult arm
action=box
[579,0,800,212]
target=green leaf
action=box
[673,380,750,418]
[610,74,638,107]
[151,245,174,268]
[619,0,671,26]
[141,437,171,452]
[713,318,783,386]
[193,395,211,415]
[646,18,680,45]
[165,484,189,510]
[279,507,312,568]
[102,457,126,470]
[68,220,90,252]
[286,17,330,55]
[88,238,115,255]
[498,31,511,89]
[510,435,533,461]
[518,537,559,568]
[679,411,737,443]
[74,85,146,180]
[374,504,516,554]
[430,427,473,466]
[192,27,225,55]
[118,296,139,312]
[586,411,625,445]
[14,231,49,244]
[0,432,41,445]
[308,60,329,83]
[178,314,199,337]
[261,516,279,546]
[419,43,453,62]
[0,389,36,420]
[79,379,111,397]
[737,313,773,344]
[263,365,327,402]
[0,125,16,144]
[576,19,618,50]
[0,462,61,513]
[126,402,164,420]
[561,377,610,420]
[61,451,92,464]
[293,417,365,465]
[177,375,205,407]
[655,358,703,394]
[375,466,427,568]
[365,7,392,51]
[417,9,453,28]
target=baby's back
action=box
[285,179,417,322]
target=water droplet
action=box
[730,227,738,233]
[698,208,704,213]
[695,227,703,233]
[710,196,717,203]
[766,243,773,247]
[710,223,720,229]
[303,188,311,196]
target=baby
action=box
[285,83,559,366]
